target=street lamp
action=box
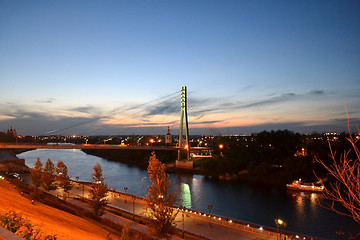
[219,144,224,157]
[132,195,136,221]
[181,208,185,239]
[275,218,286,240]
[207,205,213,227]
[124,187,128,203]
[75,176,79,189]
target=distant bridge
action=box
[0,143,211,152]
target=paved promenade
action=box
[64,182,316,240]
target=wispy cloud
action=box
[35,98,56,103]
[146,102,178,116]
[309,90,324,95]
[0,115,16,121]
[187,89,327,116]
[2,88,355,135]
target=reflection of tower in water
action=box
[180,183,192,209]
[176,175,192,209]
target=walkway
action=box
[66,183,284,240]
[67,199,182,240]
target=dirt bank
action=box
[0,179,120,240]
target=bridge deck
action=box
[0,143,211,151]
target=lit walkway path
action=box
[65,183,281,240]
[67,199,182,240]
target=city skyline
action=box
[1,1,359,136]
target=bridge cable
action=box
[44,91,179,136]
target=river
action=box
[17,149,359,240]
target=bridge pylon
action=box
[177,86,193,169]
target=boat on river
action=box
[286,179,324,192]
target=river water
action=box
[17,149,359,239]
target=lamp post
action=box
[181,208,185,239]
[219,144,224,157]
[132,195,136,221]
[207,205,213,227]
[75,176,79,189]
[124,187,128,203]
[275,218,286,240]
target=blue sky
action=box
[0,1,359,136]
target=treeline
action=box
[200,130,359,184]
[82,149,177,168]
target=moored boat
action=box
[286,179,324,192]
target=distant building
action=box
[7,126,17,137]
[165,127,172,145]
[0,126,17,143]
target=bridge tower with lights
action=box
[176,86,193,168]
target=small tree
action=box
[89,163,108,217]
[55,161,72,199]
[30,158,43,187]
[145,152,178,240]
[41,158,56,191]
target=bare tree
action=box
[315,109,360,240]
[315,134,360,225]
[55,161,72,199]
[89,162,109,217]
[145,152,178,240]
[41,158,57,191]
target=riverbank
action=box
[0,151,29,173]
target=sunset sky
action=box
[1,1,359,136]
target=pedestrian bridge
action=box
[0,143,211,152]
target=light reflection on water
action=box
[179,183,191,209]
[18,149,359,240]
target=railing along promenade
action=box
[0,143,211,151]
[75,181,320,240]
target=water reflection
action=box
[180,183,191,209]
[295,192,305,214]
